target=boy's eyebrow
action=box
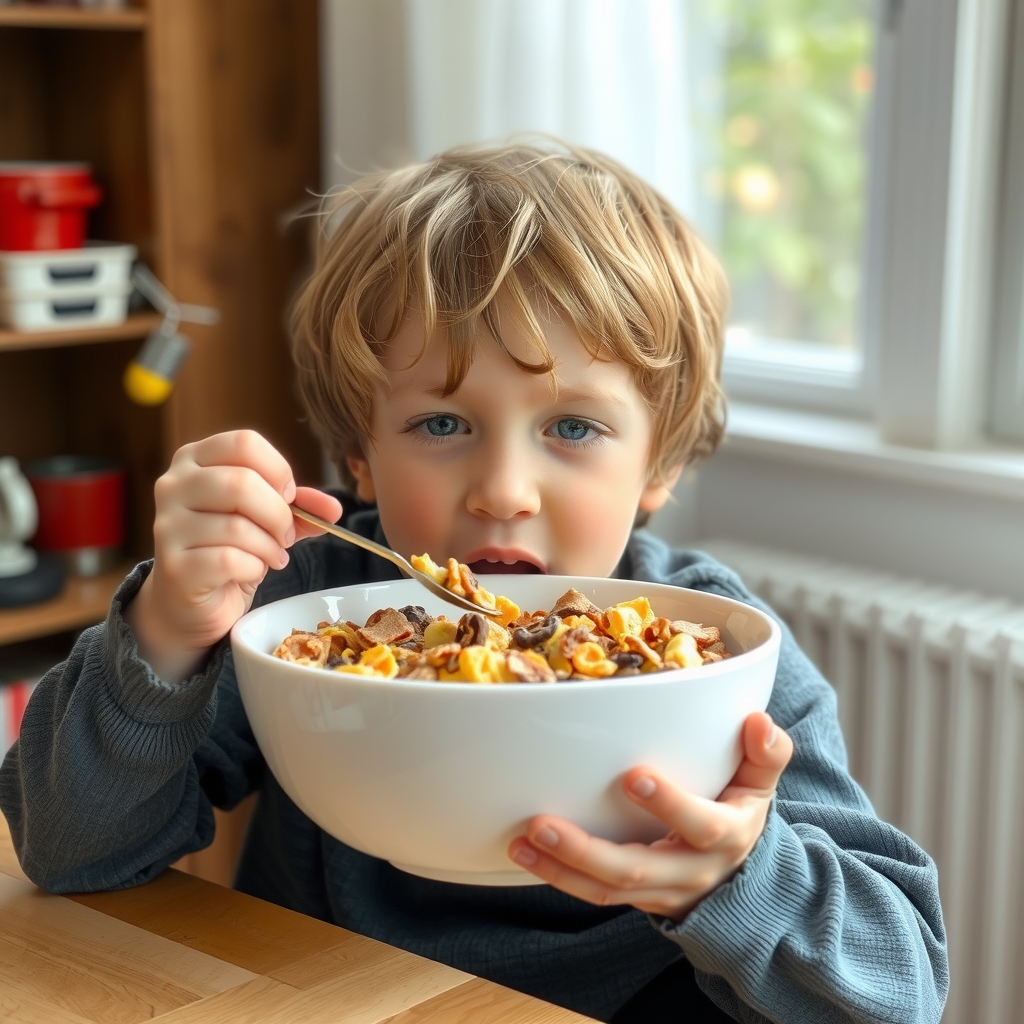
[397,382,631,406]
[552,385,631,407]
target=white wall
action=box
[651,447,1024,603]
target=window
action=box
[689,0,877,414]
[723,0,1016,446]
[322,0,1019,450]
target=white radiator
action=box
[701,540,1024,1024]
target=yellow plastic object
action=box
[123,362,174,406]
[124,327,191,406]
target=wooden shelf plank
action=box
[0,560,133,647]
[0,6,147,31]
[0,312,160,352]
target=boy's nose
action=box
[465,449,541,521]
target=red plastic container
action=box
[25,456,125,562]
[0,163,102,252]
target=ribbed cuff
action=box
[102,560,226,726]
[653,806,804,975]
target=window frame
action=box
[723,0,1014,454]
[992,0,1024,441]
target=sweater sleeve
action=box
[0,561,271,893]
[629,539,948,1024]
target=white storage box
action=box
[0,284,131,331]
[0,242,136,294]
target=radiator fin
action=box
[702,540,1024,1024]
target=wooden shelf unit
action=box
[0,0,322,627]
[0,0,322,888]
[0,311,161,352]
[0,6,147,31]
[0,562,132,647]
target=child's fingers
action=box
[290,487,343,541]
[725,712,794,795]
[174,512,290,571]
[621,768,741,852]
[513,816,704,892]
[170,545,270,594]
[508,836,691,913]
[167,464,295,549]
[188,430,297,503]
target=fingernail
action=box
[630,776,656,799]
[284,481,296,503]
[512,845,538,866]
[278,548,290,568]
[766,723,778,748]
[285,525,296,546]
[533,825,559,848]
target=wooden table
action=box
[0,815,594,1023]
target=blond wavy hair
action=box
[290,139,728,494]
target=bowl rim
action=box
[231,575,783,694]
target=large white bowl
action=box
[231,575,781,886]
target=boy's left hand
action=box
[508,712,793,922]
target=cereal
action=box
[358,607,414,647]
[273,554,730,683]
[272,630,332,667]
[423,619,458,649]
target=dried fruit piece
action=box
[456,612,489,648]
[423,619,459,649]
[610,651,644,672]
[399,605,432,635]
[663,632,702,669]
[492,594,520,627]
[410,553,447,583]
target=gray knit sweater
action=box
[0,510,947,1023]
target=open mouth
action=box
[467,557,545,576]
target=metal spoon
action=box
[289,505,501,618]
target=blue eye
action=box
[423,414,461,436]
[554,418,591,441]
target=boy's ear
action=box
[637,464,684,513]
[346,454,377,504]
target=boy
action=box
[0,142,946,1022]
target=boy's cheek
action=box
[373,465,458,553]
[548,484,642,576]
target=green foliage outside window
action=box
[705,0,874,349]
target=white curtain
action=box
[321,0,702,219]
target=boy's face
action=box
[347,301,680,578]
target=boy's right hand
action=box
[126,430,342,683]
